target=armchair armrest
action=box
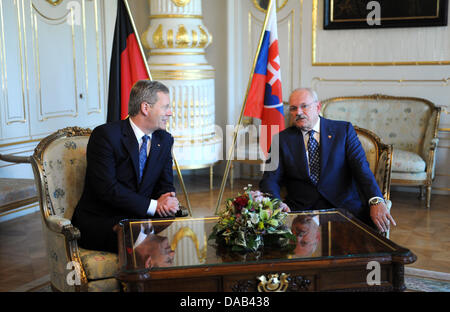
[385,199,392,212]
[46,215,72,232]
[375,150,391,198]
[0,153,31,164]
[429,138,439,150]
[46,216,81,242]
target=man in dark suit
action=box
[72,80,180,253]
[260,88,395,233]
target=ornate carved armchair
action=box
[30,127,119,292]
[322,94,441,209]
[354,126,393,238]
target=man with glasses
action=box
[72,80,180,253]
[260,88,395,234]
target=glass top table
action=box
[116,209,416,292]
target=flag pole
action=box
[214,0,275,215]
[122,0,193,217]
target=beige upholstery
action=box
[30,127,119,292]
[355,126,393,238]
[322,94,441,209]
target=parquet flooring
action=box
[0,174,448,291]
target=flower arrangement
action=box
[209,185,295,252]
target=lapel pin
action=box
[157,144,160,147]
[328,135,332,139]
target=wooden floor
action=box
[0,174,449,291]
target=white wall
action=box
[0,0,114,180]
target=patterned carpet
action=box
[11,267,450,292]
[404,267,450,292]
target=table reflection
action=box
[290,215,321,257]
[134,234,175,269]
[121,210,398,272]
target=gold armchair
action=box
[30,127,119,292]
[355,126,393,237]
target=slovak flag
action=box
[243,1,284,157]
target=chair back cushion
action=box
[34,128,91,220]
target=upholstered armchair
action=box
[30,127,119,292]
[322,94,441,209]
[354,126,393,238]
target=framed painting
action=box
[324,0,449,29]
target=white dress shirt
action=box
[301,118,321,168]
[129,118,157,216]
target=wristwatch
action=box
[369,197,385,206]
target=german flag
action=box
[107,0,149,122]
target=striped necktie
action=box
[139,135,149,182]
[307,130,320,185]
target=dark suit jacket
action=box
[260,117,382,225]
[72,118,175,252]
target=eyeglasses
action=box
[289,101,317,112]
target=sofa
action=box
[321,94,442,209]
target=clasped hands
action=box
[156,192,179,217]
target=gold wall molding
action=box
[46,0,63,6]
[0,138,40,148]
[150,69,214,80]
[149,23,211,50]
[171,0,191,7]
[312,77,450,87]
[311,0,450,66]
[253,0,289,13]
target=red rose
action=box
[233,195,249,212]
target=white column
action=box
[143,0,222,168]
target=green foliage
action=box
[209,185,295,252]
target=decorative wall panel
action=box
[0,0,107,180]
